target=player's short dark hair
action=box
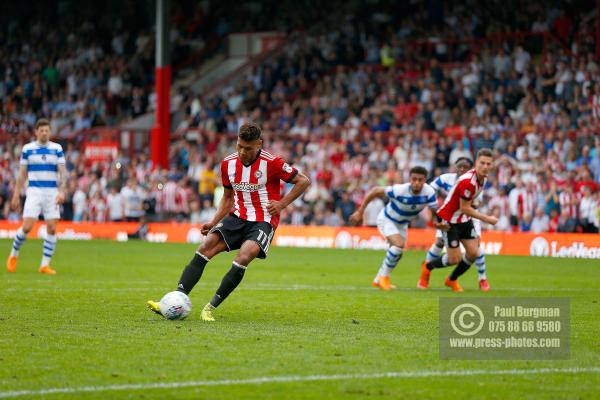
[477,148,493,159]
[238,122,262,142]
[409,166,428,177]
[35,118,50,130]
[455,157,473,167]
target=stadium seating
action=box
[0,1,598,234]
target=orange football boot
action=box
[444,277,463,292]
[6,256,17,273]
[39,266,57,275]
[378,275,396,291]
[417,261,430,289]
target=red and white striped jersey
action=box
[558,191,578,219]
[437,169,486,223]
[518,190,536,218]
[90,196,108,222]
[221,149,298,228]
[496,163,513,187]
[161,181,178,212]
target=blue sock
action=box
[375,246,403,281]
[475,249,486,280]
[41,235,57,267]
[10,227,27,257]
[426,242,444,262]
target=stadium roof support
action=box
[151,0,170,169]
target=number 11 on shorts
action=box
[257,229,267,245]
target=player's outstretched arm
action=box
[201,188,234,235]
[459,197,498,225]
[10,165,27,210]
[267,173,310,216]
[349,187,385,226]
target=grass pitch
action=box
[1,239,599,399]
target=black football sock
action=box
[210,262,246,308]
[449,255,473,281]
[177,252,209,294]
[426,253,448,270]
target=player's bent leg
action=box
[421,228,460,288]
[445,240,478,292]
[233,239,262,267]
[425,237,444,263]
[39,219,58,275]
[202,240,261,322]
[419,237,445,289]
[177,233,228,294]
[7,218,35,273]
[375,235,404,291]
[147,233,228,316]
[445,247,463,266]
[426,227,460,269]
[475,246,490,291]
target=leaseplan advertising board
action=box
[0,222,598,259]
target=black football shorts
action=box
[442,220,479,248]
[209,214,275,259]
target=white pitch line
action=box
[3,285,600,293]
[0,367,598,398]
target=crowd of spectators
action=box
[0,1,599,233]
[0,1,223,144]
[0,0,342,139]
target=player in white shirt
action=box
[350,166,445,290]
[422,157,490,291]
[106,186,125,221]
[120,178,146,221]
[7,119,67,275]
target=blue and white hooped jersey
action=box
[430,173,457,197]
[382,183,438,225]
[20,141,65,192]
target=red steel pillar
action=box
[151,0,171,169]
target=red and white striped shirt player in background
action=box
[418,148,498,292]
[148,122,310,321]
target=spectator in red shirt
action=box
[316,163,334,189]
[574,169,598,195]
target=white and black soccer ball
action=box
[159,291,192,320]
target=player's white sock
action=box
[426,242,444,262]
[376,246,403,279]
[475,248,486,280]
[41,234,57,266]
[10,227,27,257]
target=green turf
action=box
[1,239,599,399]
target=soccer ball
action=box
[159,291,192,320]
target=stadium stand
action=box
[0,0,598,234]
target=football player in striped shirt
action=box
[349,166,446,290]
[421,157,491,291]
[419,149,498,292]
[7,119,67,275]
[148,122,310,321]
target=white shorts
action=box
[23,191,60,220]
[376,212,408,242]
